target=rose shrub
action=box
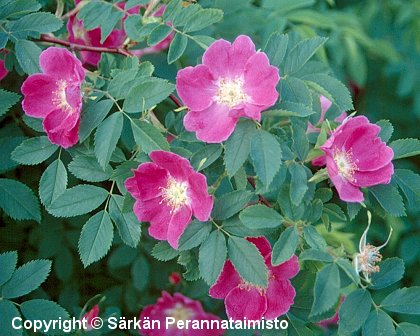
[0,0,419,335]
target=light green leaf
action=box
[95,113,123,169]
[39,159,67,207]
[151,241,179,261]
[7,12,62,35]
[199,230,226,285]
[78,211,114,267]
[178,220,212,251]
[0,251,18,286]
[310,263,340,318]
[284,37,327,74]
[336,257,360,285]
[369,184,406,217]
[396,323,420,336]
[11,136,58,165]
[272,226,299,266]
[109,195,141,248]
[0,89,20,118]
[303,225,327,249]
[289,162,308,205]
[338,289,371,334]
[14,39,41,74]
[251,130,282,187]
[130,119,169,153]
[370,258,405,290]
[0,178,40,223]
[79,99,113,142]
[0,300,22,336]
[390,138,420,159]
[168,33,188,64]
[228,236,268,287]
[0,0,40,20]
[264,32,288,67]
[300,249,333,262]
[124,78,174,113]
[191,144,222,171]
[183,8,223,33]
[377,120,394,143]
[212,190,252,220]
[224,120,256,177]
[381,287,420,314]
[266,101,314,118]
[239,204,282,229]
[68,155,112,182]
[148,24,172,46]
[393,169,420,208]
[47,185,108,217]
[1,259,51,299]
[20,300,69,332]
[362,310,395,336]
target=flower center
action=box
[355,244,382,275]
[166,303,193,323]
[52,80,74,113]
[333,148,357,182]
[161,177,189,212]
[215,77,248,108]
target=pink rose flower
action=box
[139,291,224,336]
[316,296,344,330]
[21,47,85,148]
[176,35,280,143]
[308,96,347,167]
[67,0,129,66]
[320,116,394,202]
[0,50,8,81]
[209,237,299,321]
[125,150,213,249]
[81,304,100,331]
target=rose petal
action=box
[209,260,242,299]
[225,286,267,320]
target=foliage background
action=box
[0,0,419,335]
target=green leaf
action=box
[224,120,256,177]
[362,310,395,336]
[11,136,58,165]
[79,99,113,142]
[95,113,123,169]
[393,169,420,208]
[336,257,360,285]
[191,144,222,171]
[396,323,420,336]
[370,258,405,290]
[124,78,175,113]
[0,251,18,286]
[266,101,314,118]
[199,230,226,285]
[390,138,420,159]
[381,287,420,314]
[0,300,22,336]
[0,0,40,20]
[78,211,114,267]
[131,255,150,291]
[284,37,327,74]
[7,12,62,35]
[163,0,182,22]
[183,8,223,33]
[131,120,169,153]
[1,259,51,299]
[212,190,252,220]
[109,195,141,248]
[148,24,172,46]
[39,159,67,207]
[47,185,108,217]
[251,130,282,186]
[20,300,69,332]
[264,32,288,67]
[338,289,372,334]
[377,120,394,143]
[228,236,268,287]
[304,74,353,111]
[369,184,406,217]
[292,122,309,160]
[0,89,20,118]
[300,249,333,262]
[310,263,340,318]
[178,220,212,251]
[323,203,347,222]
[272,226,299,266]
[14,39,41,74]
[0,178,40,223]
[239,205,282,229]
[151,241,179,261]
[68,155,112,182]
[168,33,188,64]
[303,225,327,249]
[289,162,308,205]
[281,78,312,106]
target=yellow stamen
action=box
[215,77,248,108]
[160,177,189,213]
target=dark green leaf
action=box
[11,136,58,165]
[14,39,41,74]
[95,113,123,169]
[310,263,340,317]
[130,119,169,153]
[152,241,179,261]
[79,99,113,142]
[381,287,420,314]
[148,24,172,46]
[168,33,188,64]
[21,300,69,332]
[39,159,67,207]
[0,300,22,336]
[178,220,212,251]
[289,162,308,205]
[362,310,395,336]
[390,138,420,159]
[369,184,406,217]
[0,89,20,118]
[284,37,327,74]
[68,155,112,182]
[370,258,405,290]
[199,231,226,285]
[239,204,282,229]
[338,289,371,334]
[264,32,288,67]
[0,251,18,286]
[272,226,299,265]
[212,190,252,220]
